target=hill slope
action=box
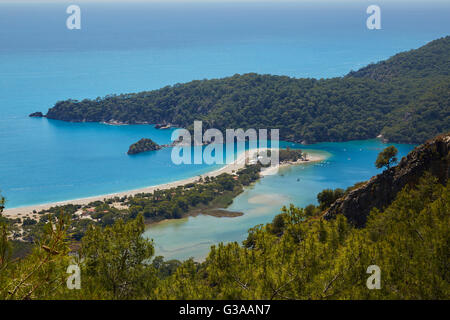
[347,36,450,81]
[151,135,450,299]
[324,133,450,227]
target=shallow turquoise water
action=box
[144,139,415,261]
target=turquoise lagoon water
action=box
[144,139,415,261]
[0,1,447,258]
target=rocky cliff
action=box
[323,133,450,227]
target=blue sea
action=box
[0,1,448,258]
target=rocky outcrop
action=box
[127,138,162,155]
[29,112,44,117]
[323,133,450,227]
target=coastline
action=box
[260,153,325,176]
[2,149,326,220]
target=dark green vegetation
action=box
[381,81,450,143]
[127,138,161,155]
[180,172,449,299]
[1,135,448,299]
[278,147,305,162]
[375,146,398,170]
[265,147,305,163]
[316,188,345,211]
[45,37,450,144]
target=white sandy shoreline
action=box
[2,149,326,219]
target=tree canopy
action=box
[375,146,398,170]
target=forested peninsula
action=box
[43,36,450,144]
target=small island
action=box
[127,138,162,155]
[29,112,44,118]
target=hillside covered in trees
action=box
[0,134,448,300]
[324,133,450,226]
[44,37,450,144]
[347,35,450,81]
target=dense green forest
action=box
[44,36,450,144]
[277,147,305,162]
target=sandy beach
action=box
[260,153,324,176]
[2,149,325,219]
